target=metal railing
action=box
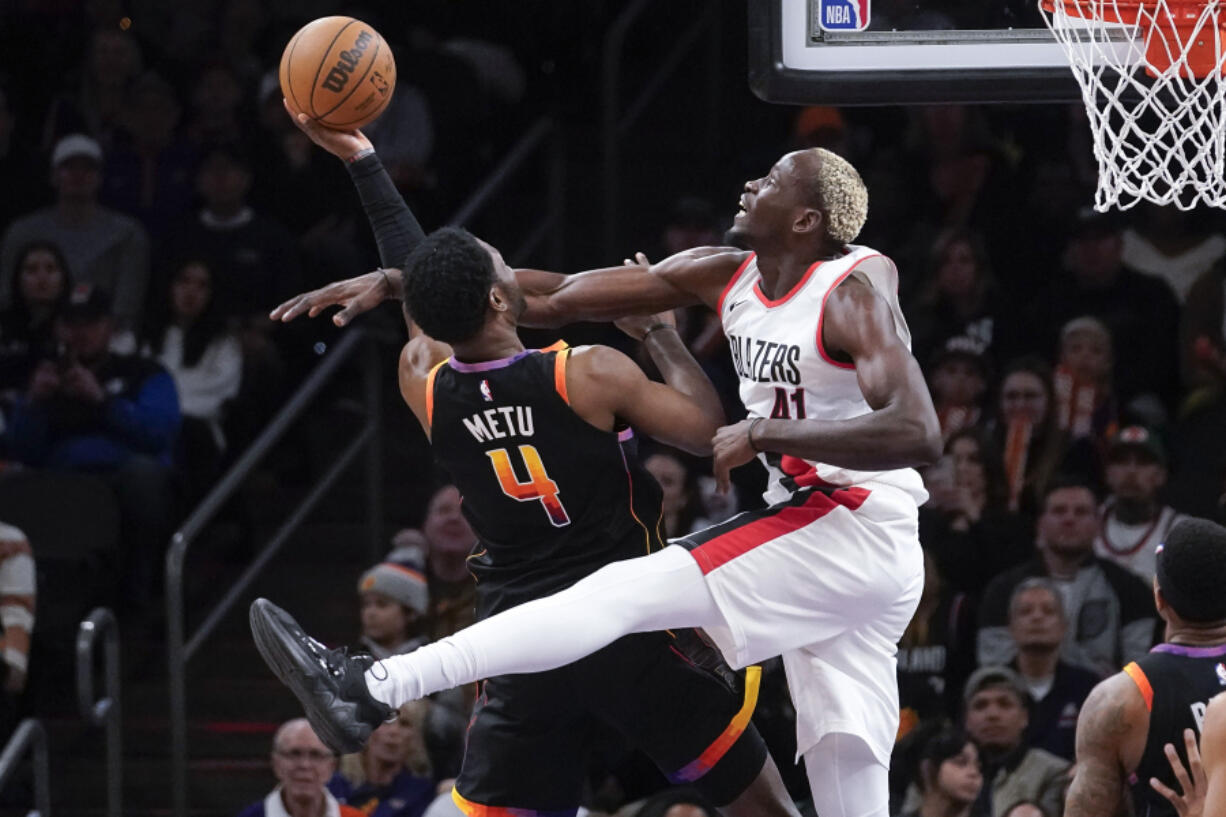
[0,719,50,816]
[447,116,565,268]
[601,2,722,258]
[77,608,121,817]
[166,328,383,817]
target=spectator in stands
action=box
[1180,261,1226,401]
[0,134,150,331]
[644,449,703,538]
[101,71,197,236]
[331,702,435,817]
[991,358,1071,516]
[897,728,984,817]
[0,523,34,721]
[897,552,977,739]
[184,62,246,149]
[1094,426,1186,583]
[919,428,1032,598]
[926,336,990,441]
[1005,578,1099,761]
[237,717,362,817]
[421,485,477,641]
[0,241,72,419]
[1052,316,1118,446]
[41,27,143,151]
[962,667,1069,817]
[978,478,1156,677]
[141,258,241,493]
[162,141,302,325]
[6,285,179,613]
[908,229,1004,369]
[1028,206,1180,413]
[1121,203,1226,304]
[357,546,430,660]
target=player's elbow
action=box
[906,416,943,467]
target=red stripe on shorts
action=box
[688,487,870,575]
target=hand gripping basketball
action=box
[282,98,372,163]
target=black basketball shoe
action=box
[249,598,394,753]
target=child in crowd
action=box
[357,544,430,659]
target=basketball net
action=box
[1040,0,1226,210]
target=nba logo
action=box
[819,0,870,31]
[480,380,493,402]
[1216,663,1226,687]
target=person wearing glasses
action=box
[237,718,364,817]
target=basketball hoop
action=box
[1040,0,1226,210]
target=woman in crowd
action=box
[0,241,72,414]
[896,552,978,738]
[908,229,1005,368]
[331,702,436,817]
[920,428,1033,597]
[141,258,241,489]
[899,728,985,817]
[990,358,1074,517]
[643,449,704,539]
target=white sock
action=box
[365,544,717,706]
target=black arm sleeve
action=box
[345,152,427,269]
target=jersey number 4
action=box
[486,445,572,527]
[770,387,806,419]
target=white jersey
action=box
[1094,502,1187,582]
[718,246,928,507]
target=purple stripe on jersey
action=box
[618,428,634,442]
[449,349,536,373]
[1151,642,1226,658]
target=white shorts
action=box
[675,482,924,766]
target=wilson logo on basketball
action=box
[321,30,374,93]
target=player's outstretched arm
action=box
[270,100,424,326]
[712,272,940,488]
[514,247,745,328]
[1065,673,1143,817]
[567,331,724,457]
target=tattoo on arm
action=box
[1067,682,1136,817]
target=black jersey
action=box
[427,343,665,619]
[1125,643,1226,817]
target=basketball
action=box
[279,16,396,130]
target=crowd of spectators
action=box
[0,3,1224,817]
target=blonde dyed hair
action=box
[811,148,868,244]
[339,699,433,783]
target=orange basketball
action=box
[279,16,396,130]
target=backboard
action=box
[748,0,1142,104]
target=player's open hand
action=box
[1151,729,1206,817]
[269,269,394,326]
[283,98,373,161]
[712,419,762,494]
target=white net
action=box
[1040,0,1226,210]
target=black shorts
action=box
[452,629,768,815]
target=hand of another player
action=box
[269,269,393,326]
[282,98,373,161]
[1151,729,1206,817]
[712,419,760,495]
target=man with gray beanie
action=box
[1064,518,1226,817]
